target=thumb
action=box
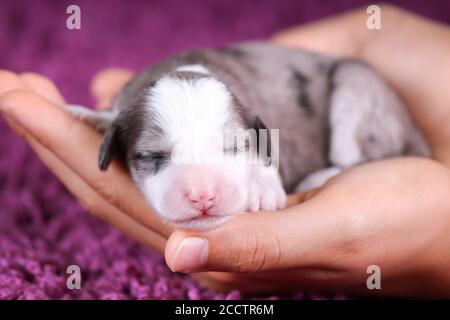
[165,197,342,273]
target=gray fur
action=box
[67,41,429,193]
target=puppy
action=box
[67,41,429,230]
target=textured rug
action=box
[0,0,448,299]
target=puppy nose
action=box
[187,189,216,209]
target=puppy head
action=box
[99,67,266,229]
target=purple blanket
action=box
[0,0,448,300]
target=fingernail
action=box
[172,237,208,273]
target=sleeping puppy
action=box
[67,41,429,230]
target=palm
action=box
[195,157,450,296]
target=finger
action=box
[2,113,166,252]
[0,70,64,106]
[20,72,65,105]
[165,190,350,273]
[2,74,169,244]
[0,70,29,95]
[192,272,295,293]
[194,269,347,293]
[90,68,134,109]
[0,89,172,237]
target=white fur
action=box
[328,88,363,167]
[329,65,408,167]
[148,75,233,164]
[248,165,287,212]
[176,64,210,74]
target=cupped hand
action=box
[0,69,170,253]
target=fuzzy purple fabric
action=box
[0,0,448,300]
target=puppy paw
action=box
[248,168,286,212]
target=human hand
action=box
[166,157,450,297]
[164,5,450,297]
[0,69,170,254]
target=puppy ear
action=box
[98,108,133,171]
[98,123,121,171]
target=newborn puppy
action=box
[67,41,429,230]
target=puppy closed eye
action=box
[133,151,170,170]
[134,151,167,160]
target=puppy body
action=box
[67,41,429,229]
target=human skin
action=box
[0,5,450,297]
